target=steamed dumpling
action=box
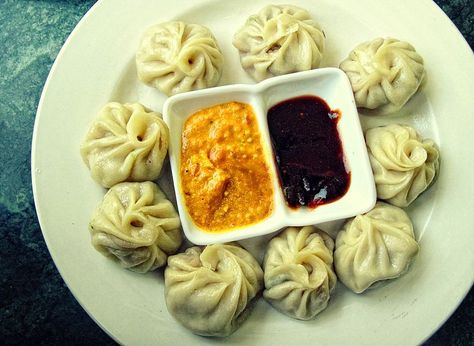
[334,202,419,293]
[263,226,336,320]
[366,124,440,207]
[80,102,169,188]
[233,5,325,81]
[89,182,181,273]
[340,38,425,114]
[165,244,263,337]
[136,21,224,95]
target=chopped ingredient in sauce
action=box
[267,95,350,208]
[181,101,274,232]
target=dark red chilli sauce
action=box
[267,95,350,209]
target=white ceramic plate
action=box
[32,0,474,344]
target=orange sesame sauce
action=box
[180,101,274,232]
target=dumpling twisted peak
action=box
[136,21,224,95]
[89,182,181,273]
[263,226,336,320]
[80,102,169,188]
[366,124,440,207]
[334,202,419,293]
[340,38,425,114]
[165,243,263,337]
[233,5,325,81]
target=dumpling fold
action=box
[165,243,263,337]
[334,202,419,293]
[136,21,223,95]
[366,124,440,207]
[89,181,181,273]
[340,38,425,114]
[233,5,325,81]
[80,102,169,188]
[263,226,336,320]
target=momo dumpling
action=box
[366,124,440,207]
[233,5,325,81]
[80,102,169,188]
[340,38,425,114]
[263,226,336,320]
[334,202,419,293]
[165,244,263,337]
[89,182,181,273]
[136,21,224,96]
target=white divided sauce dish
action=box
[163,68,376,245]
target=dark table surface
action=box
[1,0,473,344]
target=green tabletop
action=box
[0,0,472,344]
